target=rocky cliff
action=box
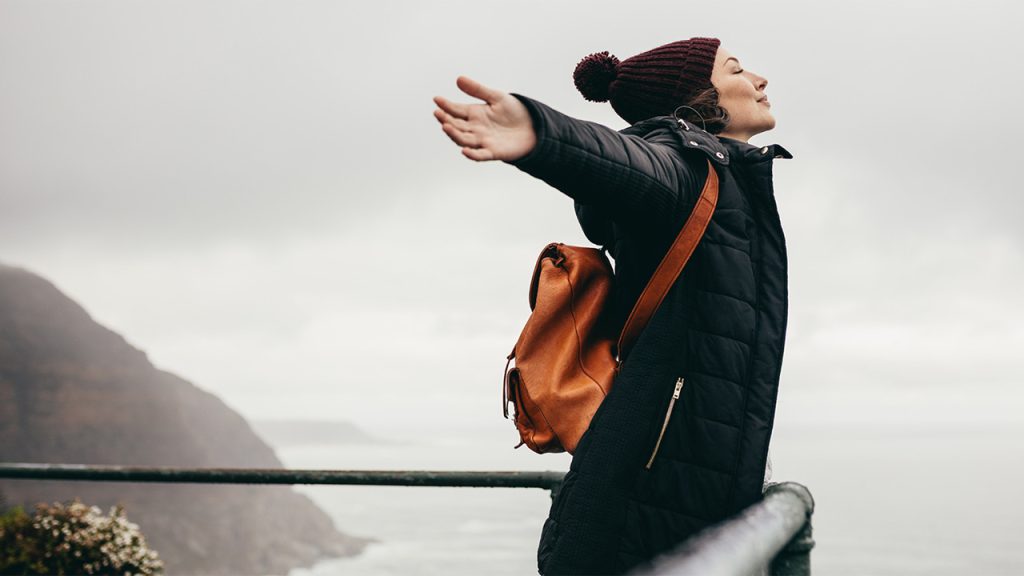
[0,263,370,574]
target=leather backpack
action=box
[502,160,719,454]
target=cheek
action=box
[719,90,750,117]
[716,94,739,116]
[717,83,751,110]
[715,82,739,103]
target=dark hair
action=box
[675,86,730,134]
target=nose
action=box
[753,73,768,92]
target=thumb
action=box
[456,75,502,105]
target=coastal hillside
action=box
[0,263,370,575]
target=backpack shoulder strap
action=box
[616,159,719,364]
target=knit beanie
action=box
[573,37,720,125]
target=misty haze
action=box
[2,1,1022,575]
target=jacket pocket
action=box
[644,377,685,470]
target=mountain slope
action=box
[0,263,370,575]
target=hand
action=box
[433,76,537,162]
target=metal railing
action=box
[0,463,812,575]
[0,463,565,498]
[629,482,814,576]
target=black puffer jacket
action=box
[506,94,793,575]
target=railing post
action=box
[769,518,814,576]
[766,482,815,576]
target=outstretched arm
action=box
[433,77,702,229]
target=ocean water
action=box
[282,437,565,576]
[283,422,1024,576]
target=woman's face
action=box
[710,47,774,141]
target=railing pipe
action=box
[628,482,815,576]
[1,464,813,574]
[0,463,564,492]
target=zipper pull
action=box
[645,377,686,470]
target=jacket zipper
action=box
[645,377,685,470]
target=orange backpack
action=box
[502,160,719,454]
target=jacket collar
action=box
[622,116,793,167]
[717,135,794,164]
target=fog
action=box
[2,0,1021,445]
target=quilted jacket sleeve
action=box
[506,93,703,231]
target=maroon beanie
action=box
[573,37,720,124]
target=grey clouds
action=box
[1,0,1021,446]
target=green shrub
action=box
[0,500,163,575]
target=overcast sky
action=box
[1,0,1021,454]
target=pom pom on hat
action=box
[573,51,620,102]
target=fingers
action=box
[440,122,495,162]
[432,76,501,121]
[434,76,503,162]
[456,76,502,105]
[462,146,494,161]
[433,95,470,120]
[441,122,480,149]
[433,108,470,131]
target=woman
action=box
[434,37,792,575]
